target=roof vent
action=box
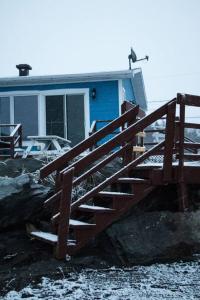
[16,64,32,76]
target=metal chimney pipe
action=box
[16,64,32,76]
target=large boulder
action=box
[0,158,44,178]
[0,174,51,230]
[104,210,200,264]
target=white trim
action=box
[0,69,135,87]
[84,89,90,138]
[0,91,40,96]
[41,88,90,140]
[63,94,67,138]
[118,79,123,116]
[38,94,45,135]
[0,88,90,141]
[10,96,14,123]
[40,88,88,96]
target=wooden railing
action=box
[44,98,177,209]
[0,124,22,158]
[41,94,200,252]
[40,101,139,179]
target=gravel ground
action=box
[2,258,200,300]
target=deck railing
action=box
[0,124,22,158]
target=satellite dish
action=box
[128,47,149,69]
[130,48,137,63]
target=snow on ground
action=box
[1,259,200,300]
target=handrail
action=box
[10,124,22,137]
[177,93,200,107]
[60,99,175,177]
[46,100,175,209]
[40,104,139,178]
[0,123,22,158]
[52,141,165,222]
[72,142,164,211]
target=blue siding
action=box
[122,79,135,103]
[0,80,119,126]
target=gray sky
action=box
[0,0,200,118]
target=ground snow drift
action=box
[2,259,200,300]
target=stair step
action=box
[78,204,115,213]
[69,219,96,228]
[117,177,150,184]
[98,191,134,198]
[30,231,76,246]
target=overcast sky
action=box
[0,0,200,118]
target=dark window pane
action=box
[46,95,64,137]
[0,97,10,135]
[66,95,85,146]
[14,95,38,139]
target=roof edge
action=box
[0,69,135,87]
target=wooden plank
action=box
[133,146,146,152]
[183,142,200,149]
[176,154,200,160]
[177,94,189,210]
[117,177,150,184]
[182,94,200,107]
[163,101,176,181]
[184,122,200,129]
[78,204,114,213]
[55,167,74,259]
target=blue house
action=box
[0,67,147,146]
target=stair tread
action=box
[69,219,96,226]
[117,177,150,183]
[30,231,76,245]
[98,191,134,197]
[79,204,114,212]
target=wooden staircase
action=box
[30,94,200,259]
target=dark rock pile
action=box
[0,157,200,294]
[0,158,53,231]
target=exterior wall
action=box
[132,71,147,111]
[0,80,119,127]
[122,79,135,103]
[0,80,119,143]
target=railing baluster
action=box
[177,94,188,211]
[163,101,176,181]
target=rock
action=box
[0,158,44,178]
[104,210,200,265]
[0,174,30,200]
[0,174,51,230]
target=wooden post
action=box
[121,102,139,166]
[55,167,74,259]
[177,94,188,211]
[163,101,176,182]
[19,125,23,148]
[10,138,15,158]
